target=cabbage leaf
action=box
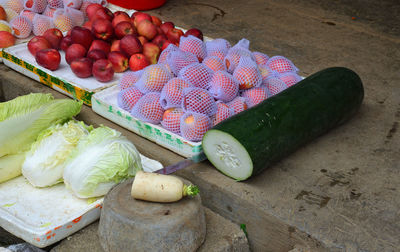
[63,126,143,198]
[22,121,91,187]
[0,93,83,157]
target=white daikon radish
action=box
[131,171,199,203]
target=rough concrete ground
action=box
[0,0,399,251]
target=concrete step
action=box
[0,207,248,252]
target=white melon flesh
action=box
[203,129,253,181]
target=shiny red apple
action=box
[65,43,87,65]
[87,49,107,61]
[93,59,114,82]
[71,26,93,50]
[35,49,61,71]
[92,19,114,41]
[143,42,160,65]
[28,36,52,57]
[114,21,136,39]
[166,28,184,44]
[88,40,111,55]
[42,28,64,49]
[70,57,93,78]
[184,28,203,41]
[108,51,129,73]
[60,35,72,51]
[120,35,142,56]
[129,53,150,71]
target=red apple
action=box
[0,6,6,21]
[133,12,152,27]
[112,12,131,27]
[137,19,158,40]
[92,59,114,82]
[92,19,114,41]
[184,28,203,41]
[93,7,114,21]
[161,40,174,51]
[151,15,162,26]
[152,33,168,48]
[108,51,128,72]
[120,35,142,56]
[160,22,174,34]
[137,36,148,45]
[166,28,184,44]
[87,49,107,61]
[27,36,52,57]
[143,42,160,65]
[42,28,63,50]
[70,57,93,78]
[0,31,15,48]
[35,49,61,71]
[60,35,72,51]
[86,3,103,20]
[88,40,111,55]
[129,53,150,71]
[65,43,87,65]
[114,21,136,39]
[71,26,93,50]
[83,20,93,30]
[110,40,121,52]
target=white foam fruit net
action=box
[227,96,248,114]
[179,35,207,62]
[63,0,82,9]
[131,92,165,124]
[32,14,54,36]
[64,7,84,26]
[2,0,24,13]
[240,86,269,107]
[166,49,198,76]
[205,38,231,61]
[117,86,144,112]
[161,107,185,134]
[258,65,278,85]
[9,16,32,38]
[158,43,178,64]
[24,0,48,13]
[180,112,211,142]
[267,56,298,74]
[5,9,19,22]
[135,64,173,93]
[20,9,37,22]
[118,70,143,90]
[178,63,213,90]
[208,70,239,102]
[48,0,63,8]
[233,56,262,90]
[160,77,193,109]
[252,51,269,66]
[53,8,74,32]
[202,55,226,72]
[224,40,255,73]
[265,77,288,96]
[42,6,56,17]
[182,87,217,116]
[212,101,234,126]
[279,72,302,87]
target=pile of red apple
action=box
[26,3,203,83]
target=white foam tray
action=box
[0,154,162,248]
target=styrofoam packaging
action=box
[92,85,204,161]
[0,154,162,248]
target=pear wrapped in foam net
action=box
[161,107,185,134]
[267,55,299,74]
[202,55,226,72]
[180,112,211,142]
[278,72,302,87]
[117,86,143,112]
[160,77,193,109]
[182,87,217,117]
[208,70,239,102]
[205,38,231,61]
[131,92,165,124]
[135,64,173,93]
[24,0,48,13]
[232,56,262,90]
[227,96,248,114]
[265,77,288,96]
[211,101,234,126]
[32,14,54,36]
[9,16,32,38]
[178,63,213,90]
[240,86,269,107]
[118,70,143,90]
[179,35,207,62]
[166,49,198,76]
